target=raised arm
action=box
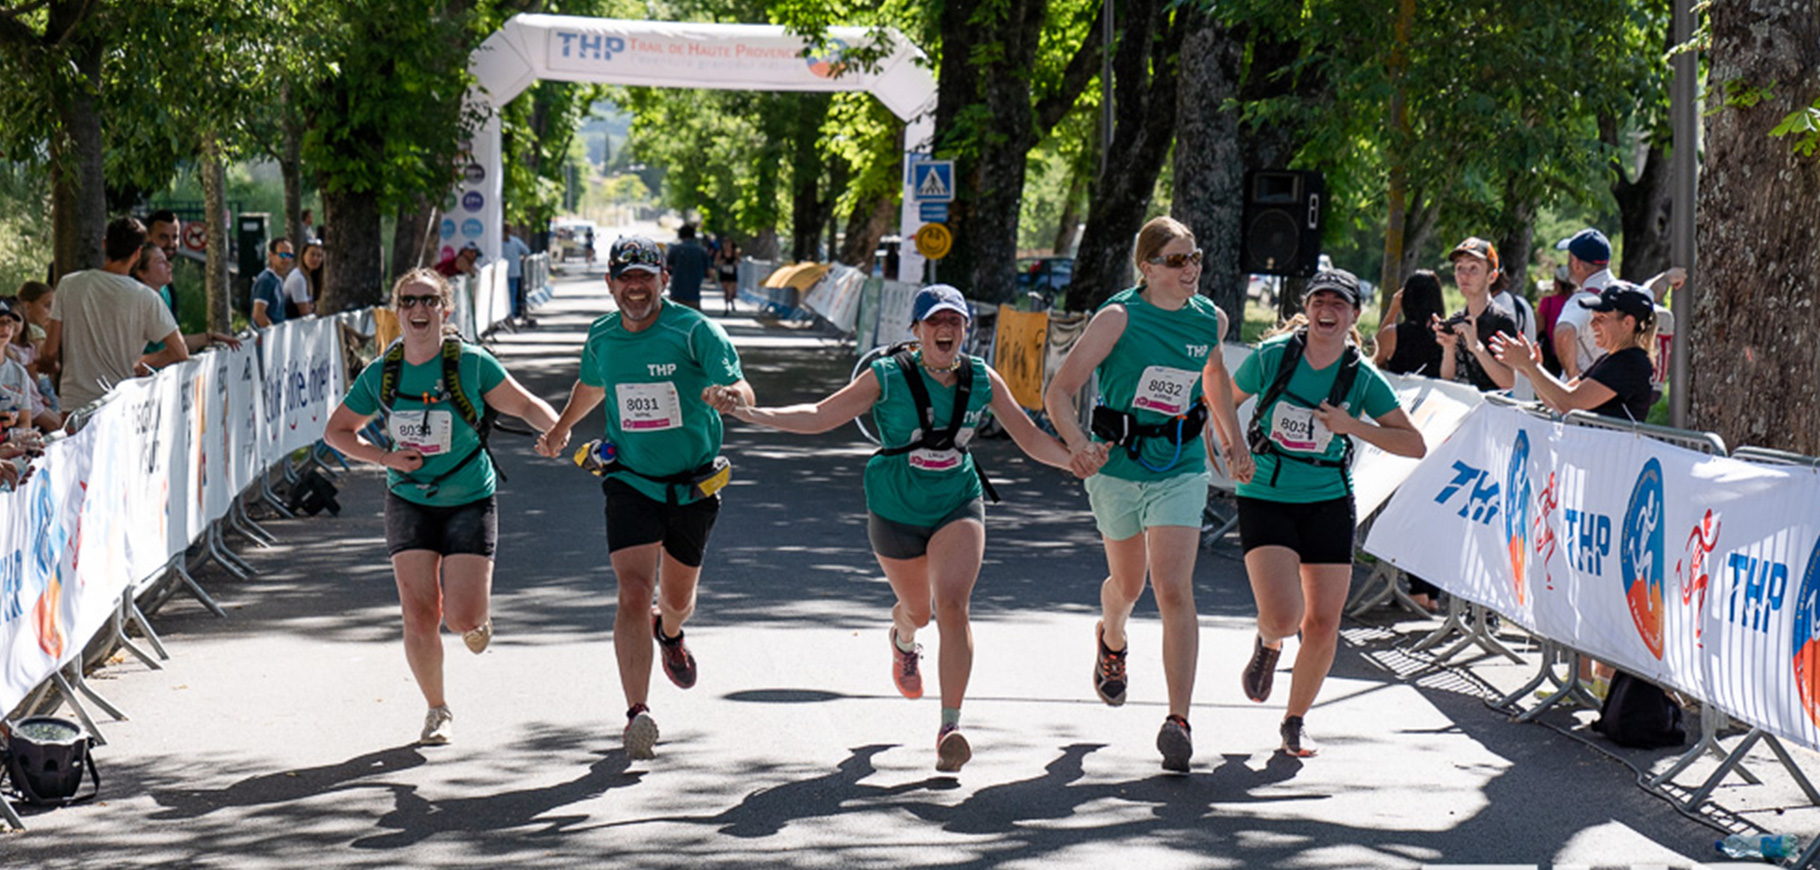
[483,373,560,432]
[716,370,880,434]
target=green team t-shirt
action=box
[864,352,993,526]
[580,300,743,504]
[1093,287,1228,482]
[1233,332,1402,503]
[341,342,508,507]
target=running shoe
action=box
[463,618,493,654]
[1280,715,1318,757]
[1157,714,1192,772]
[1094,621,1128,706]
[891,628,924,699]
[624,703,659,760]
[419,705,453,746]
[653,610,697,689]
[1242,634,1281,703]
[935,724,971,773]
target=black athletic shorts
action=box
[1236,495,1356,565]
[866,499,986,561]
[385,492,498,558]
[603,476,721,567]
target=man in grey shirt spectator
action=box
[664,223,710,310]
[42,216,188,409]
[251,237,295,328]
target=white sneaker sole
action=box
[936,731,971,773]
[625,711,659,760]
[463,619,492,654]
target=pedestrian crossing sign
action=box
[912,161,955,203]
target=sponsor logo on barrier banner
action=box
[1435,460,1500,525]
[1676,509,1721,648]
[554,31,627,62]
[1622,458,1666,659]
[1793,535,1820,726]
[804,39,848,78]
[1504,431,1532,605]
[1533,471,1560,591]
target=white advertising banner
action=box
[802,265,866,334]
[258,317,346,463]
[0,425,93,711]
[1364,402,1820,753]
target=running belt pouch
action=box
[1090,405,1132,445]
[688,456,733,500]
[1592,671,1687,749]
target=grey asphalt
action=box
[4,267,1814,869]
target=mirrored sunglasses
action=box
[611,246,663,267]
[396,294,443,310]
[1146,248,1204,269]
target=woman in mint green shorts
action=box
[714,285,1088,773]
[1045,216,1251,773]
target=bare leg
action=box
[1284,564,1352,718]
[1145,525,1202,720]
[393,550,447,708]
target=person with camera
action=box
[1434,237,1518,393]
[1232,269,1426,756]
[323,268,559,747]
[1044,216,1250,773]
[710,285,1089,773]
[535,235,753,762]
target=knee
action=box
[1299,611,1341,643]
[897,600,933,628]
[932,594,970,626]
[1151,580,1197,614]
[1259,610,1302,641]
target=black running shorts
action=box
[866,498,986,561]
[384,492,498,558]
[603,476,721,568]
[1235,495,1356,565]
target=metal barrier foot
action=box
[111,597,161,670]
[259,469,296,518]
[127,594,170,661]
[1411,596,1472,653]
[185,541,238,608]
[51,668,111,745]
[209,523,256,580]
[230,498,277,547]
[0,791,23,830]
[1491,643,1564,714]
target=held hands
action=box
[1066,440,1109,479]
[1224,443,1256,484]
[384,447,425,473]
[534,426,570,458]
[701,384,748,418]
[1489,331,1540,372]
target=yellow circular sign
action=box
[915,223,953,260]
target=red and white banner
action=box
[1364,402,1820,753]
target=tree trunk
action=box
[200,133,232,333]
[838,193,896,273]
[1612,141,1673,283]
[789,95,832,262]
[1378,0,1415,322]
[1496,188,1536,303]
[49,33,106,279]
[390,197,435,281]
[1170,8,1245,326]
[1051,163,1089,256]
[319,188,385,313]
[1691,0,1820,453]
[281,104,304,245]
[1398,189,1440,285]
[1074,0,1185,312]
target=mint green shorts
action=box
[1084,471,1211,541]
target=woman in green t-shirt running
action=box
[1230,269,1425,757]
[324,269,560,747]
[711,285,1090,773]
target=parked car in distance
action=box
[1016,256,1072,307]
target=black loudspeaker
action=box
[1240,170,1324,276]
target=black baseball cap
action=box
[1302,268,1362,307]
[1578,281,1655,325]
[609,235,664,278]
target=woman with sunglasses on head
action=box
[1045,216,1250,773]
[710,285,1091,772]
[324,268,559,747]
[1231,269,1425,757]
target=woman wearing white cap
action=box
[1231,269,1425,757]
[710,284,1088,773]
[1045,216,1251,772]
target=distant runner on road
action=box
[536,235,753,761]
[323,268,559,747]
[711,285,1098,773]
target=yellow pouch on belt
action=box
[689,456,732,500]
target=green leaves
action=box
[1770,98,1820,158]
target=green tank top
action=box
[864,352,993,526]
[1093,287,1227,481]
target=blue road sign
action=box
[919,202,949,224]
[912,161,955,203]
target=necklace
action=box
[920,354,962,375]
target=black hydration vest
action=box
[376,338,502,496]
[1244,330,1361,490]
[871,346,1000,503]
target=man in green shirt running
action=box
[537,235,754,761]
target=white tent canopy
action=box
[457,15,937,282]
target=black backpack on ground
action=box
[1592,670,1688,749]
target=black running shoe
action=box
[1094,621,1128,706]
[1157,714,1192,772]
[654,611,697,689]
[1280,714,1318,757]
[1242,634,1281,703]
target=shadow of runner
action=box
[352,751,642,848]
[147,745,428,820]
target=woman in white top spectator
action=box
[285,240,323,318]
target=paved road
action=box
[5,267,1812,869]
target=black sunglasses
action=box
[611,245,663,267]
[1146,248,1204,269]
[396,294,444,310]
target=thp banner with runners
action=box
[1363,401,1820,754]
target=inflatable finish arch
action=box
[461,14,937,282]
